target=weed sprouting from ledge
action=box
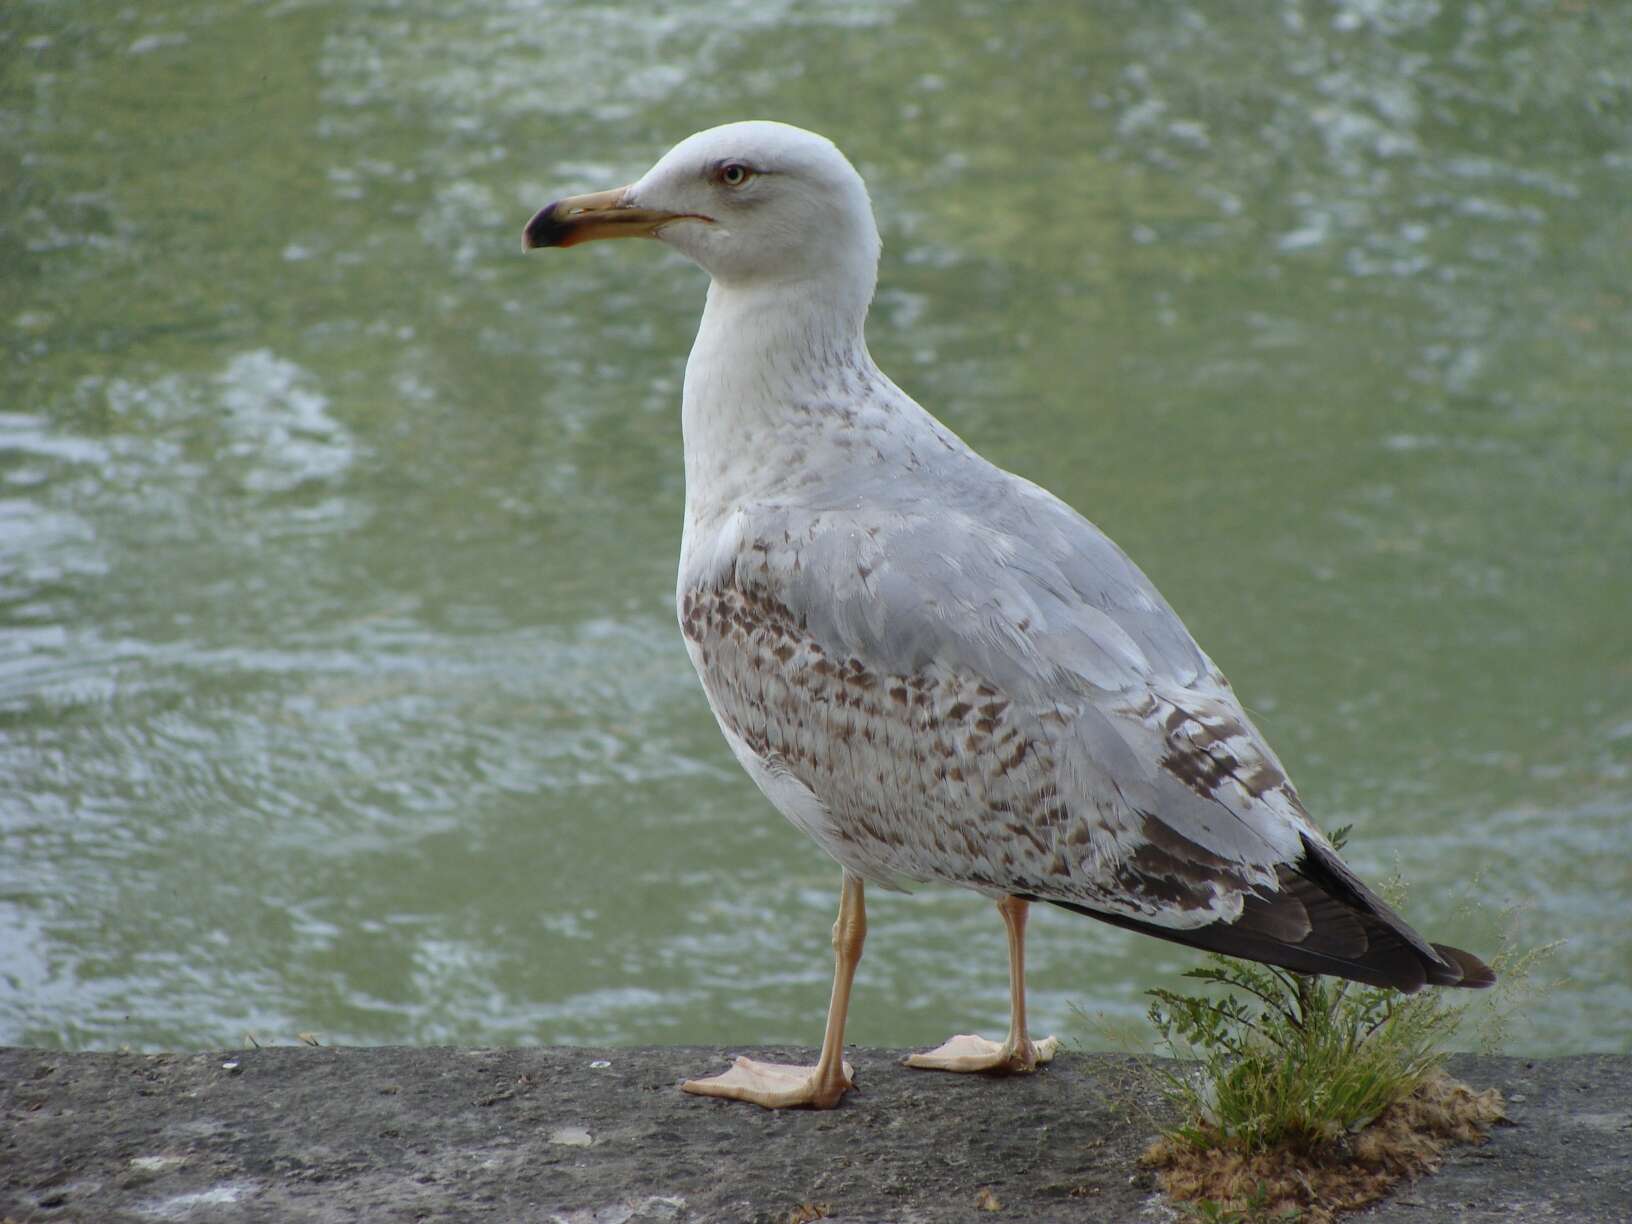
[1145,957,1461,1156]
[1136,826,1523,1221]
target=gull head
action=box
[524,121,881,296]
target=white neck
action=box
[681,276,895,513]
[673,272,982,596]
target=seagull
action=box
[523,121,1493,1110]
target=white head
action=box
[525,121,881,304]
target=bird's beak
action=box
[522,185,707,250]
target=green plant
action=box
[1144,826,1461,1155]
[1135,828,1535,1220]
[1147,952,1461,1156]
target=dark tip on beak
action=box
[522,185,704,252]
[522,202,567,250]
[521,185,639,250]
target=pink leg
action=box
[905,895,1059,1074]
[682,871,865,1109]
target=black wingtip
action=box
[1031,831,1499,994]
[1429,942,1496,989]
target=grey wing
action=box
[786,469,1217,698]
[693,473,1486,991]
[720,475,1318,913]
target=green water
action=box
[2,1,1628,1056]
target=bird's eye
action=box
[717,162,753,187]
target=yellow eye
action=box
[718,162,752,187]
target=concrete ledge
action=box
[2,1046,1627,1222]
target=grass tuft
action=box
[1138,826,1523,1220]
[1143,1070,1505,1223]
[1144,957,1461,1157]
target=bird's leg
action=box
[682,871,865,1109]
[905,894,1059,1074]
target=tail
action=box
[1033,833,1494,993]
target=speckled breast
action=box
[677,577,1108,897]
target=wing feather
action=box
[680,468,1491,991]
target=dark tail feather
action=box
[1028,833,1495,993]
